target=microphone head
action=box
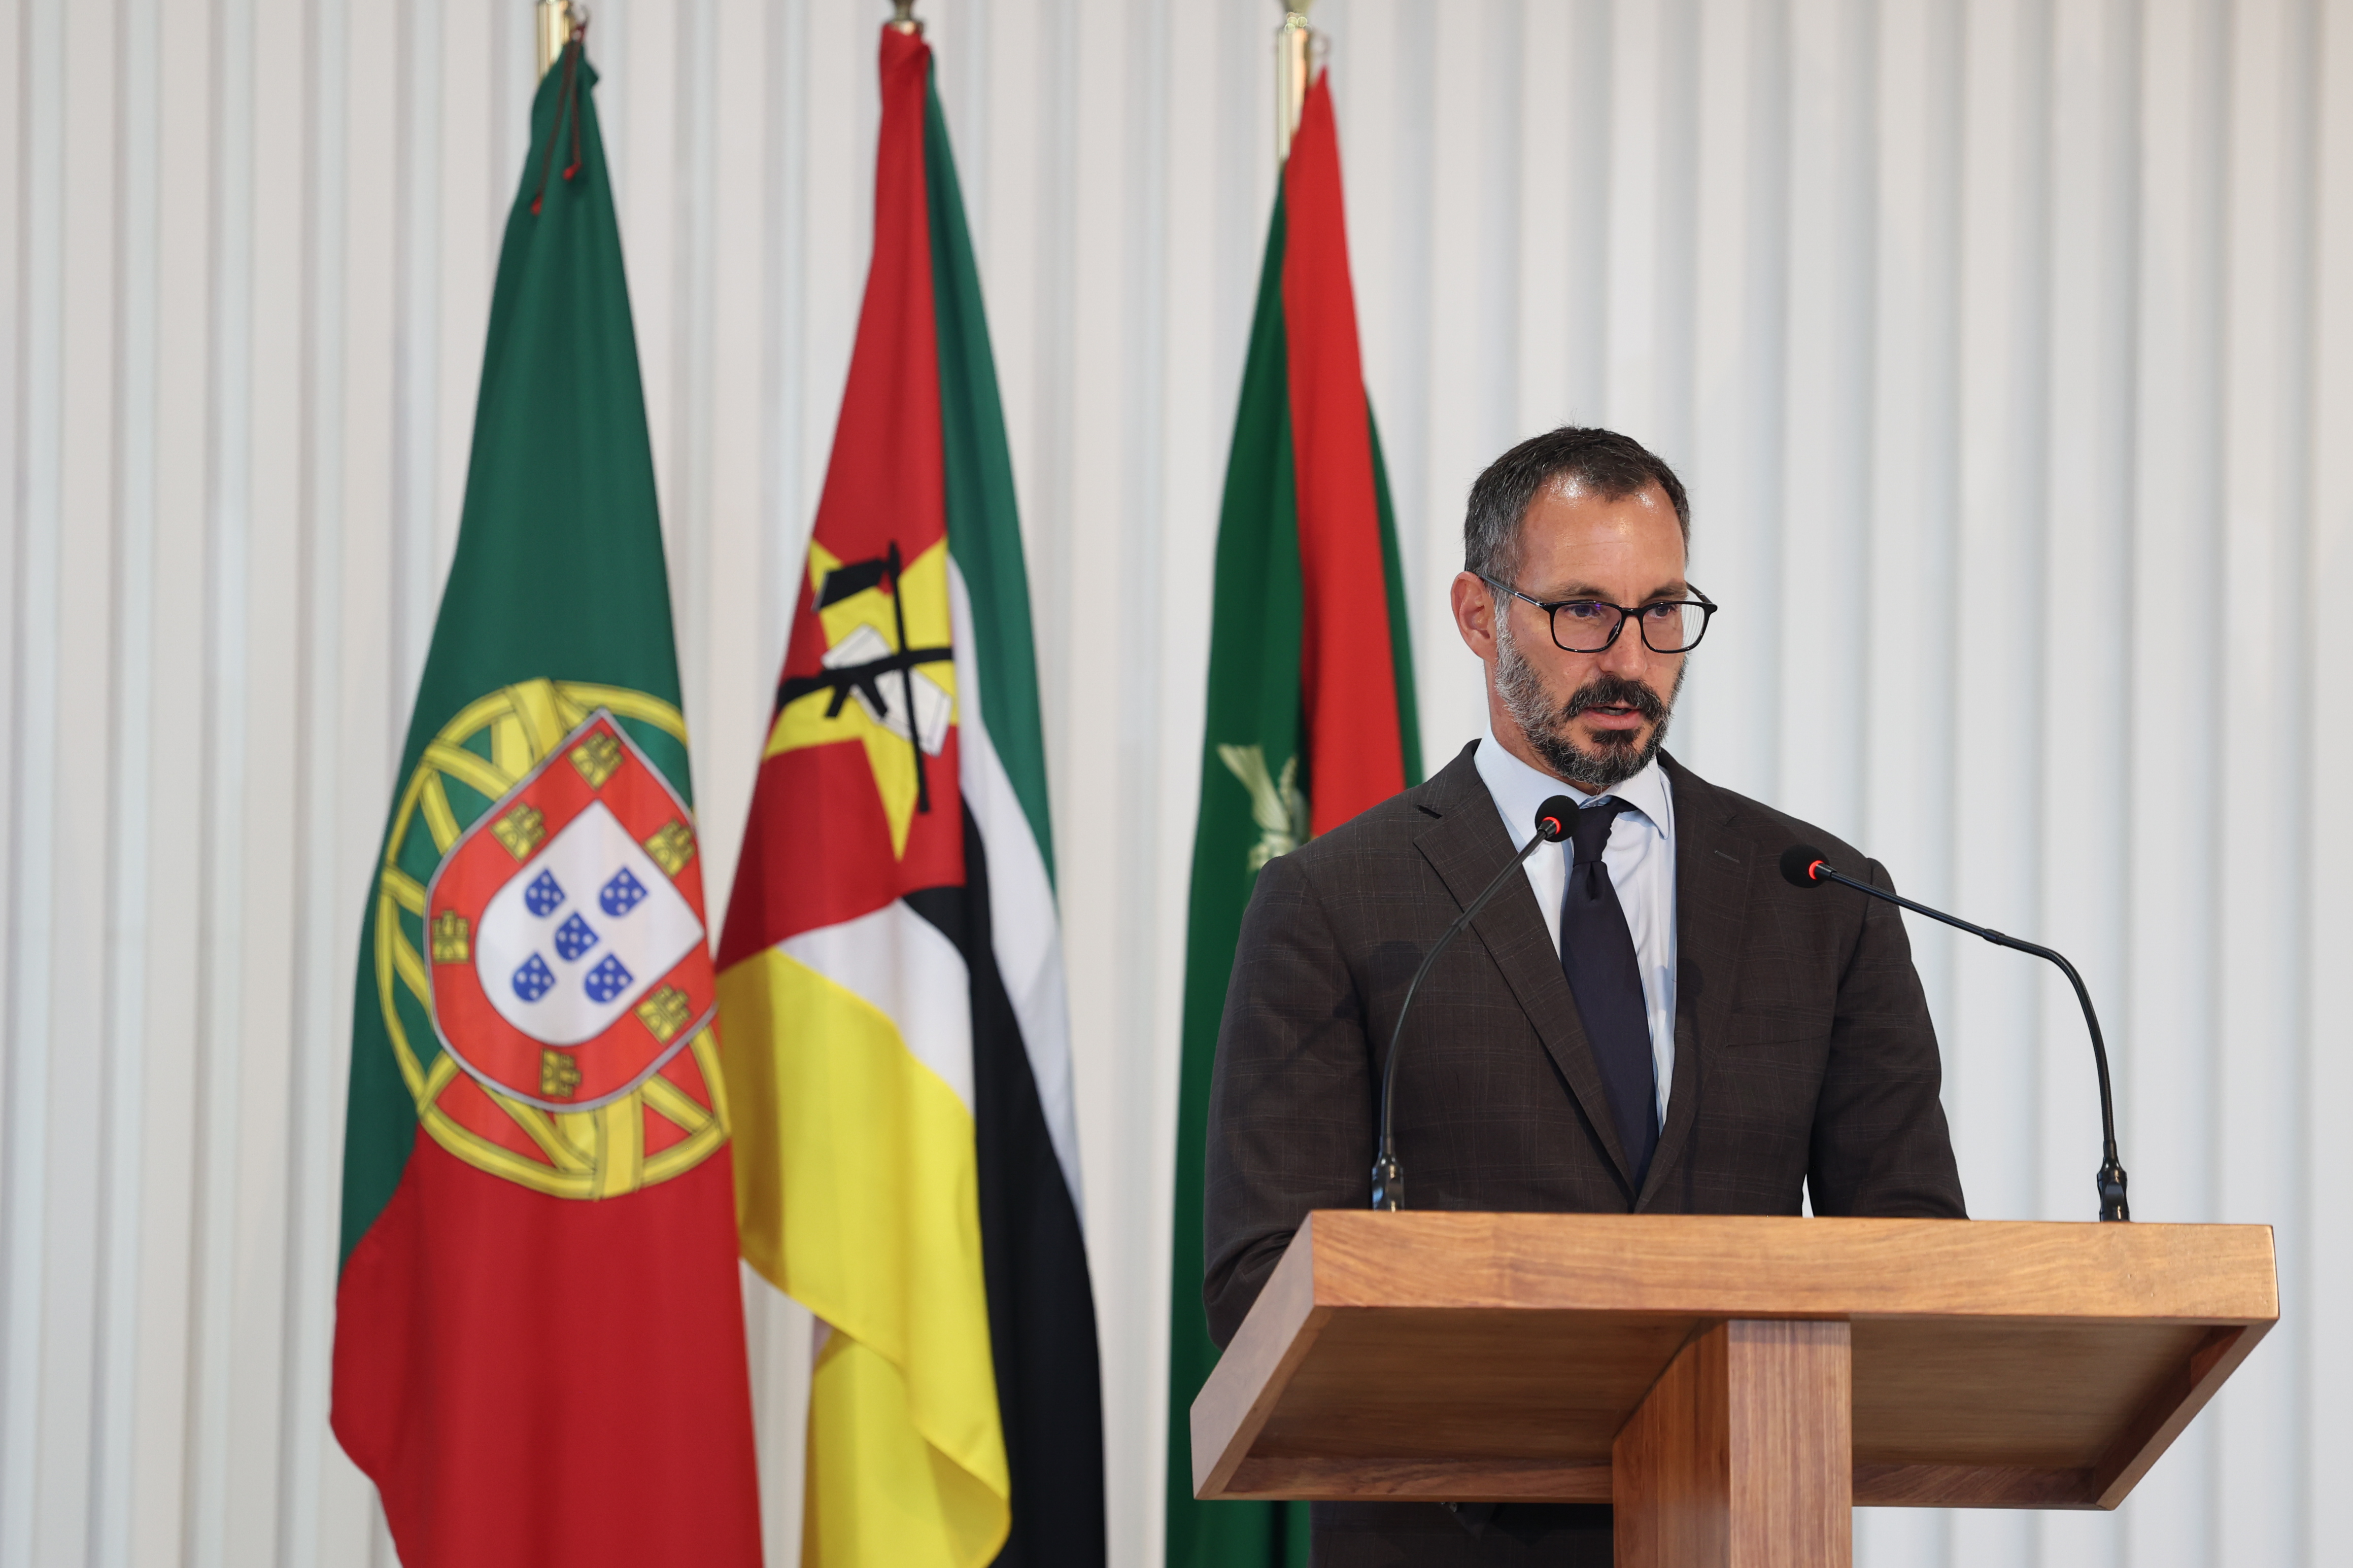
[1780,844,1831,888]
[1533,795,1581,842]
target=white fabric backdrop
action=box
[4,1,2348,1564]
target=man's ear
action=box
[1451,571,1498,660]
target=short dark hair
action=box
[1462,427,1690,586]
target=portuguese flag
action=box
[715,24,1103,1568]
[331,31,761,1568]
[1163,73,1421,1568]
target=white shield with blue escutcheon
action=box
[472,799,706,1047]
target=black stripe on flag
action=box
[906,812,1106,1567]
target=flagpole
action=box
[882,0,927,812]
[1275,4,1315,162]
[535,0,575,77]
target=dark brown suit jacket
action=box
[1201,743,1964,1565]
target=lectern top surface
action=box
[1192,1212,2276,1512]
[1297,1211,2276,1320]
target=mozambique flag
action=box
[715,24,1103,1568]
[1164,72,1421,1568]
[331,33,761,1568]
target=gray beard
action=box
[1493,615,1685,792]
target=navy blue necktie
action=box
[1559,798,1658,1191]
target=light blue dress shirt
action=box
[1473,722,1679,1125]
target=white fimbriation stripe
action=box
[6,4,2351,1566]
[946,560,1083,1215]
[779,904,975,1116]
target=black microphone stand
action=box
[1783,848,2130,1222]
[1372,798,1578,1211]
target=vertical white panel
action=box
[129,0,219,1559]
[390,0,442,710]
[1775,0,1872,835]
[743,11,819,1558]
[1352,0,1453,737]
[2045,6,2141,1559]
[1118,4,1176,1556]
[278,0,358,1557]
[23,0,122,1563]
[2126,2,2228,1563]
[433,0,495,583]
[319,3,403,1559]
[1421,0,1518,759]
[667,0,718,748]
[1941,54,2055,1560]
[0,0,27,1005]
[184,0,257,1557]
[6,4,2349,1566]
[691,0,765,908]
[0,0,65,1561]
[1678,0,1785,800]
[216,0,309,1550]
[1511,1,1572,437]
[2211,2,2316,1563]
[1850,30,1961,1568]
[2304,8,2353,1563]
[1863,0,1962,1015]
[91,1,163,1563]
[1853,16,1959,1568]
[1602,0,1664,445]
[1947,0,2051,1250]
[1069,0,1163,1558]
[2033,12,2140,1566]
[2036,0,2137,1238]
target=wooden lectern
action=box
[1192,1212,2276,1566]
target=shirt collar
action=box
[1475,714,1673,844]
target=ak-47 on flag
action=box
[330,22,762,1567]
[718,18,1105,1568]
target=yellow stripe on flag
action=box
[717,944,1009,1568]
[805,1329,1008,1568]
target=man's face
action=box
[1449,476,1691,791]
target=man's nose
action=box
[1597,616,1653,677]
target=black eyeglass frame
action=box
[1480,575,1720,654]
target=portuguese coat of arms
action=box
[373,680,729,1200]
[427,713,712,1111]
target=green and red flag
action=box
[331,34,761,1567]
[715,24,1103,1568]
[1164,72,1421,1568]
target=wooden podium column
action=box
[1612,1320,1853,1568]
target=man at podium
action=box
[1202,427,1966,1565]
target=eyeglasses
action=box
[1481,576,1719,654]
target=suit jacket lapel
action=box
[1639,754,1751,1207]
[1412,749,1640,1195]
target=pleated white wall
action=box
[4,1,2347,1564]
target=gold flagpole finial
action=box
[535,0,577,78]
[889,1,923,37]
[1276,5,1316,163]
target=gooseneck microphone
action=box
[1779,845,2130,1222]
[1371,796,1581,1211]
